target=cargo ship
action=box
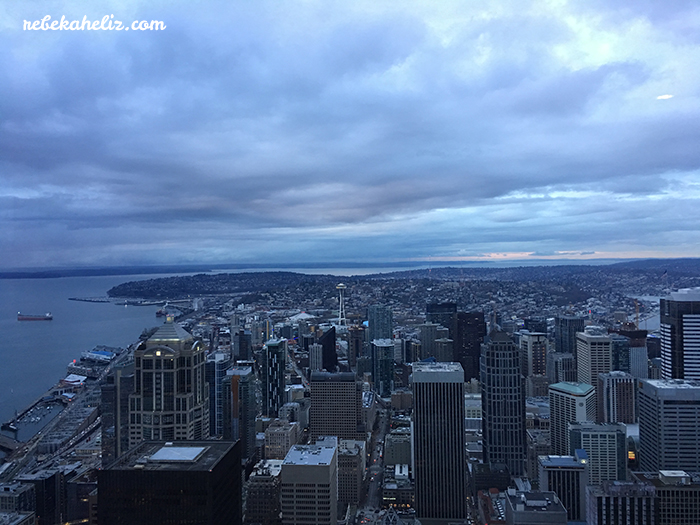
[17,312,53,321]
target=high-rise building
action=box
[585,481,657,525]
[547,352,576,383]
[569,422,627,484]
[318,326,338,373]
[417,322,440,360]
[368,305,393,342]
[223,366,257,461]
[280,438,338,525]
[660,288,700,379]
[337,440,366,507]
[309,372,364,441]
[233,329,253,361]
[412,362,466,522]
[206,352,231,437]
[98,441,241,525]
[347,325,364,368]
[453,311,487,382]
[597,371,636,424]
[245,460,283,525]
[309,343,323,372]
[611,334,631,373]
[577,326,613,420]
[524,317,548,334]
[481,331,526,476]
[434,337,453,362]
[519,330,547,377]
[632,470,700,525]
[371,339,394,398]
[265,420,301,460]
[538,451,589,522]
[262,339,287,418]
[128,319,209,448]
[426,302,457,336]
[638,378,700,471]
[555,315,585,355]
[549,382,595,455]
[101,357,134,463]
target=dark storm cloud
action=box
[2,0,700,267]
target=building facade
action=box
[549,382,595,455]
[412,362,467,523]
[128,320,209,448]
[660,288,700,380]
[481,331,526,476]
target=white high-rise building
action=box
[281,437,338,525]
[577,327,613,420]
[549,382,595,455]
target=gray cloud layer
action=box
[2,0,699,268]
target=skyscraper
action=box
[597,371,636,424]
[309,372,364,441]
[129,319,209,448]
[453,311,487,382]
[206,352,231,437]
[638,378,700,471]
[481,330,526,476]
[99,441,241,525]
[538,451,589,522]
[660,288,700,379]
[347,325,364,368]
[426,302,457,336]
[281,438,338,525]
[371,339,394,398]
[519,330,548,377]
[549,382,595,455]
[417,322,440,360]
[318,326,338,373]
[368,305,393,341]
[555,315,585,355]
[262,339,287,418]
[412,362,466,522]
[568,422,627,484]
[101,357,134,463]
[577,326,613,420]
[223,366,257,461]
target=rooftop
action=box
[105,441,235,472]
[412,361,464,383]
[550,381,594,396]
[284,443,336,466]
[666,288,700,302]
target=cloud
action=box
[1,0,700,268]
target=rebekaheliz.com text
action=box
[24,15,166,31]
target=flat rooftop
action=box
[284,443,336,466]
[550,381,594,396]
[105,441,236,472]
[412,362,464,383]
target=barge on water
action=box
[17,312,52,321]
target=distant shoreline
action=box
[0,257,658,279]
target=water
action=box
[0,275,177,425]
[0,266,403,425]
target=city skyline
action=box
[2,1,700,269]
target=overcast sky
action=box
[2,0,699,269]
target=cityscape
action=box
[3,1,700,524]
[1,260,700,524]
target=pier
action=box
[0,434,21,454]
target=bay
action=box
[0,274,179,425]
